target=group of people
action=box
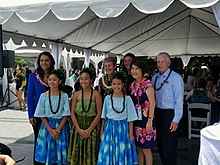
[26,51,184,165]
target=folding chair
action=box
[188,102,211,139]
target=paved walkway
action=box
[0,108,34,164]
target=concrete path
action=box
[0,109,34,164]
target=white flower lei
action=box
[101,76,112,89]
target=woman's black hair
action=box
[197,78,207,89]
[131,59,148,76]
[36,51,55,78]
[111,71,127,84]
[121,53,135,73]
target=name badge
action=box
[137,106,142,120]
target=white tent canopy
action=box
[1,0,220,59]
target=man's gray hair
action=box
[157,52,171,62]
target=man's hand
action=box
[170,121,178,132]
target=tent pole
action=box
[0,25,4,77]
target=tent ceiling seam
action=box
[191,16,220,37]
[89,0,180,48]
[90,14,152,48]
[108,8,190,53]
[192,15,219,28]
[60,17,99,41]
[122,16,189,55]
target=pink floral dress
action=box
[130,79,157,148]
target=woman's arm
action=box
[207,91,216,103]
[27,73,36,120]
[146,86,155,131]
[128,121,134,143]
[185,89,193,101]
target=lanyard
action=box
[135,78,145,106]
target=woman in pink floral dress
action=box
[130,59,156,165]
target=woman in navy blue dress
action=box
[27,51,55,165]
[130,59,156,165]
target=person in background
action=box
[206,76,216,96]
[71,67,79,84]
[25,66,32,91]
[68,68,102,165]
[58,65,66,84]
[185,78,214,127]
[98,57,117,99]
[130,59,156,165]
[97,71,138,165]
[185,78,212,103]
[152,52,184,165]
[214,85,220,102]
[186,68,199,92]
[34,70,70,165]
[27,51,55,165]
[15,67,26,110]
[121,53,136,95]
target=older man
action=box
[152,52,184,165]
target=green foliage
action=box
[15,59,27,67]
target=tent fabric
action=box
[0,0,220,57]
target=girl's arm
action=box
[71,91,88,138]
[146,86,155,132]
[41,117,58,138]
[85,91,102,136]
[71,92,80,130]
[56,116,69,132]
[129,121,134,143]
[100,119,105,139]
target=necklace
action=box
[49,89,61,114]
[82,88,93,113]
[101,76,112,89]
[154,70,172,91]
[111,91,126,113]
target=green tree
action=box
[15,59,27,67]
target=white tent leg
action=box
[84,48,91,68]
[51,43,63,69]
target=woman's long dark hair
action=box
[36,51,55,78]
[121,53,135,74]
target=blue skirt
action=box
[35,118,70,165]
[97,119,138,165]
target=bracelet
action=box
[148,116,154,120]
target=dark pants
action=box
[32,117,44,165]
[155,107,178,165]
